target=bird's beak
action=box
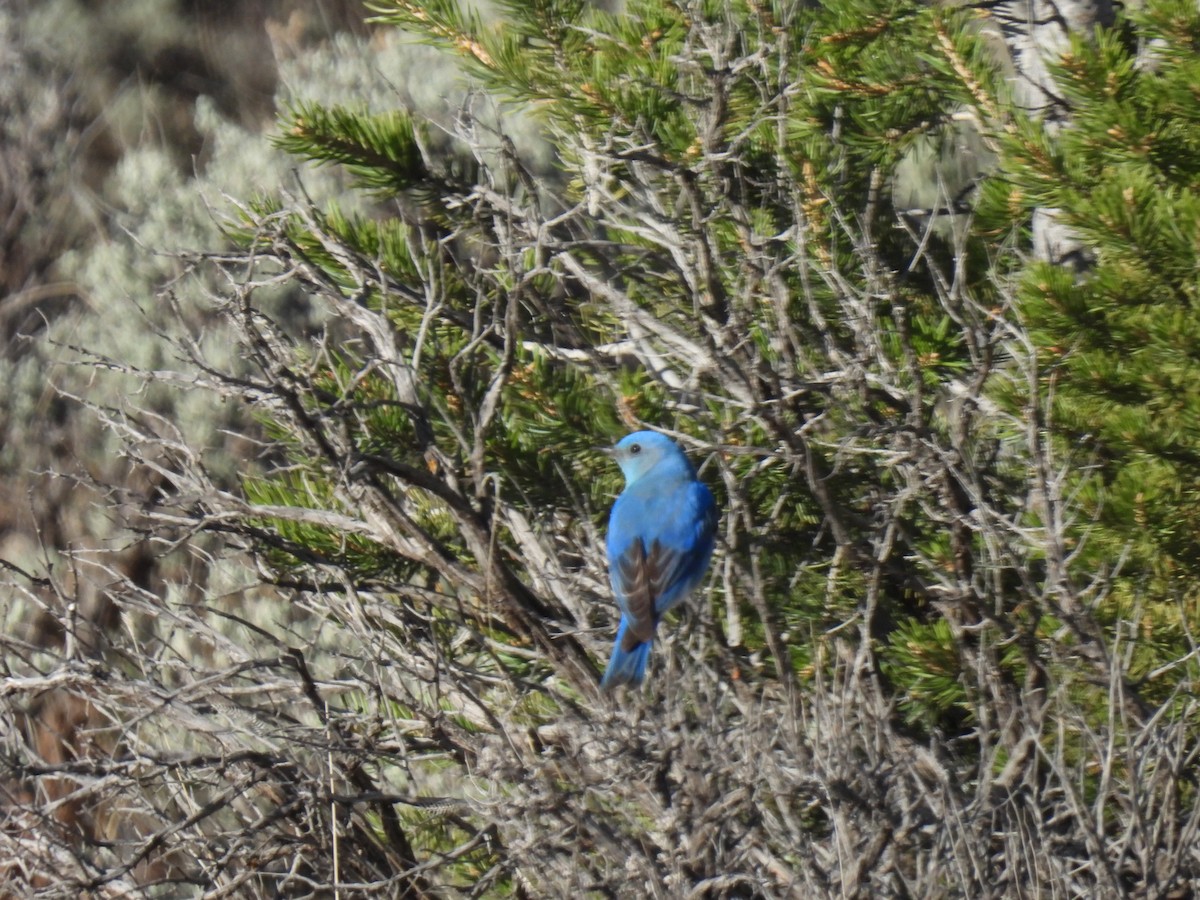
[594,444,615,457]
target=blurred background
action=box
[0,0,503,624]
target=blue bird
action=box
[601,431,718,688]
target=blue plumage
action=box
[601,431,717,689]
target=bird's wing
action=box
[691,481,719,548]
[611,538,684,650]
[650,481,718,614]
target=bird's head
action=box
[609,431,694,486]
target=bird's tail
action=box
[601,616,652,688]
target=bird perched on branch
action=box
[601,431,718,688]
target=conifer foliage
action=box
[6,0,1200,895]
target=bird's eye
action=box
[629,443,641,455]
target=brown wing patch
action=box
[616,540,656,647]
[616,539,680,649]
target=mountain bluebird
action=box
[601,431,718,688]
